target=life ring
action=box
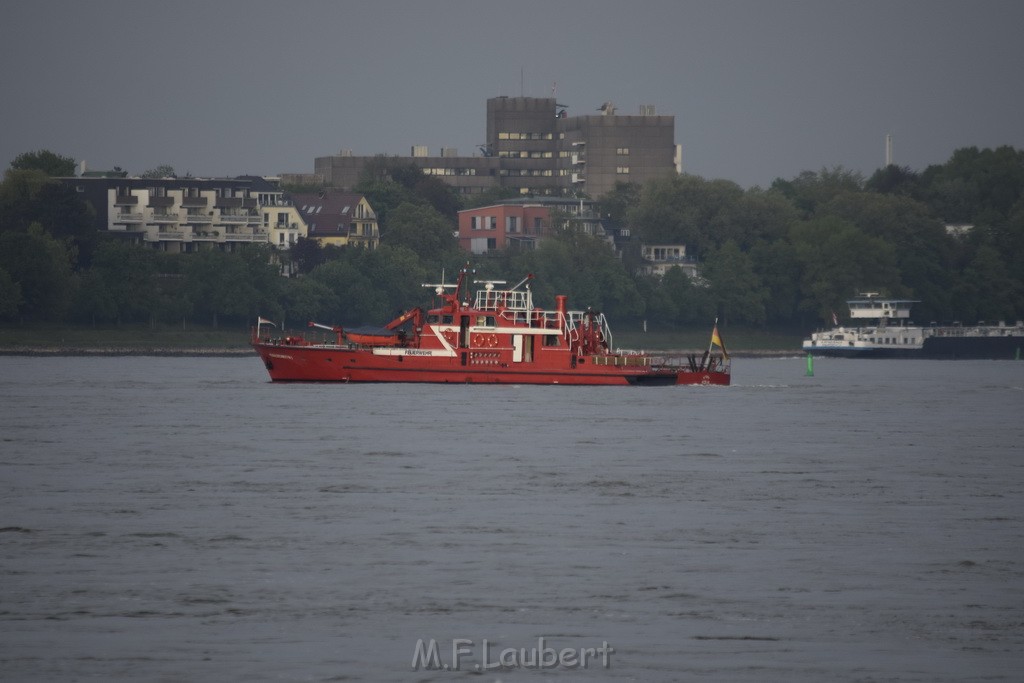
[701,375,710,385]
[472,333,484,347]
[487,334,498,347]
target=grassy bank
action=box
[0,322,804,355]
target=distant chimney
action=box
[79,160,87,176]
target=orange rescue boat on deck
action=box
[252,268,730,386]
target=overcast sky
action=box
[3,0,1021,189]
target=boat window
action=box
[426,314,439,324]
[543,335,560,347]
[442,315,453,324]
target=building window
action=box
[617,147,630,155]
[616,167,631,174]
[489,216,497,230]
[487,238,496,250]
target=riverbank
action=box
[0,346,797,358]
[0,323,805,358]
[0,346,255,357]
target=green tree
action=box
[790,216,902,323]
[701,240,769,326]
[642,268,715,326]
[0,224,75,320]
[749,238,802,324]
[87,241,159,324]
[289,236,328,275]
[951,244,1020,322]
[183,250,257,328]
[70,270,118,325]
[308,258,388,325]
[0,268,22,319]
[238,244,284,321]
[0,169,52,234]
[920,146,1024,223]
[866,165,921,198]
[280,277,339,326]
[382,202,459,263]
[821,191,953,322]
[355,158,430,227]
[10,150,77,176]
[509,232,643,319]
[769,166,865,218]
[357,245,432,318]
[596,181,641,232]
[140,165,176,179]
[0,171,96,265]
[628,175,743,255]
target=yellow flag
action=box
[711,325,728,359]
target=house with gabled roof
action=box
[291,190,379,249]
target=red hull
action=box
[253,342,729,386]
[253,269,731,387]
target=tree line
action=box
[1,147,1022,332]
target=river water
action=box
[1,356,1022,681]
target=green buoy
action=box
[806,353,814,377]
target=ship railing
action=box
[561,310,613,351]
[474,288,533,312]
[590,354,650,367]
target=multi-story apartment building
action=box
[63,176,378,253]
[637,244,699,278]
[66,175,294,253]
[291,191,379,249]
[457,197,606,254]
[315,96,679,199]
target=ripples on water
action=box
[1,356,1022,681]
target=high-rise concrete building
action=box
[315,96,678,199]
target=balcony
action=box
[150,230,184,241]
[191,230,219,241]
[218,214,250,224]
[225,233,266,242]
[114,195,138,206]
[114,212,144,223]
[182,213,212,224]
[150,213,180,223]
[181,196,208,208]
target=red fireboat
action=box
[252,269,730,386]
